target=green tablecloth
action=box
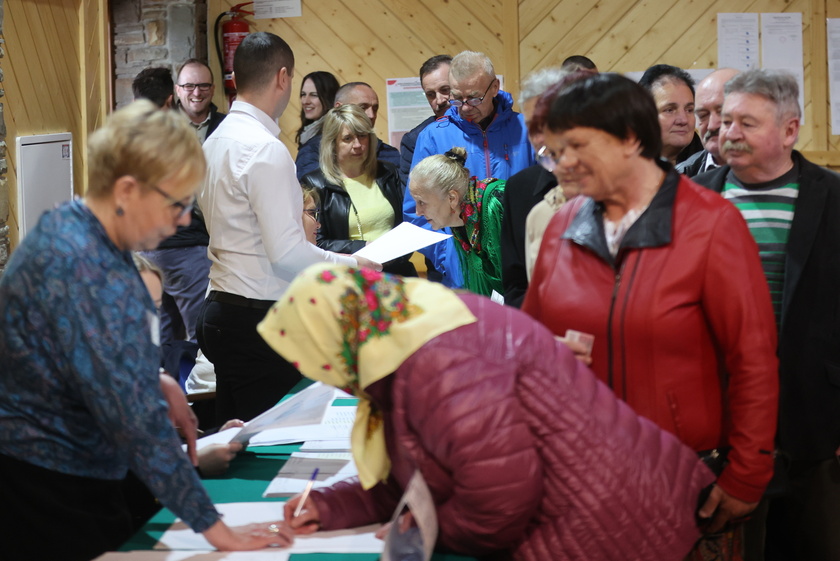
[121,381,472,560]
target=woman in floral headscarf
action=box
[258,263,715,561]
[408,147,505,296]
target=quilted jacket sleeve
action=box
[394,326,543,554]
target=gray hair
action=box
[410,147,470,200]
[450,51,495,82]
[725,69,801,122]
[519,67,568,106]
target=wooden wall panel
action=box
[201,0,837,165]
[208,0,512,154]
[4,0,108,251]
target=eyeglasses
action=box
[536,145,560,173]
[149,183,195,218]
[449,79,496,108]
[304,208,320,222]
[177,83,212,92]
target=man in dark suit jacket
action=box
[175,59,227,143]
[693,69,840,560]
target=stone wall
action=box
[112,0,208,109]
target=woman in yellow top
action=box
[300,105,416,276]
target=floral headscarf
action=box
[257,263,477,489]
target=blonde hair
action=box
[302,185,320,206]
[450,51,495,83]
[87,99,206,199]
[409,147,470,200]
[318,105,377,186]
[132,252,163,282]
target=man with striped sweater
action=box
[693,69,840,561]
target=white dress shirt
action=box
[199,100,355,301]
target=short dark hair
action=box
[546,73,662,161]
[132,67,174,107]
[419,55,452,80]
[335,82,374,104]
[177,58,214,83]
[638,64,695,96]
[233,32,295,93]
[561,55,597,72]
[296,71,340,145]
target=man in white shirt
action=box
[197,32,379,423]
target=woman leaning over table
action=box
[300,104,416,276]
[0,100,292,561]
[259,263,716,561]
[522,73,779,560]
[409,147,505,296]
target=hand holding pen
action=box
[283,468,321,535]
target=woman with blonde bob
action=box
[0,100,292,560]
[409,147,505,296]
[301,105,416,276]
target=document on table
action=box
[232,382,335,444]
[352,222,451,263]
[95,551,288,560]
[153,502,381,553]
[263,452,358,497]
[247,405,356,447]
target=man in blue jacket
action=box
[404,50,535,288]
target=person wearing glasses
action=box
[175,59,226,143]
[403,50,534,289]
[522,73,780,560]
[136,60,221,361]
[301,186,321,245]
[0,100,294,561]
[301,105,416,277]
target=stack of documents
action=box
[263,452,359,497]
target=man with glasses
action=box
[404,50,534,288]
[175,59,226,143]
[136,62,219,357]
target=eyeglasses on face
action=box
[536,145,560,173]
[304,208,320,222]
[450,79,496,108]
[177,83,212,92]
[148,183,195,219]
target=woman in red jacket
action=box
[258,263,714,561]
[522,72,779,560]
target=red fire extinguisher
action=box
[215,3,254,105]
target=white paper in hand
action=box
[352,222,451,263]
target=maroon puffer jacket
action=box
[310,294,715,560]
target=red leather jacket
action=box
[310,294,714,560]
[523,170,779,503]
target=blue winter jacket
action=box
[403,91,534,288]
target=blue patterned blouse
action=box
[0,200,219,532]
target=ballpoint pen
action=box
[294,467,320,518]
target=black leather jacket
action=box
[300,161,417,276]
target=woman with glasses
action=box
[295,71,340,149]
[0,101,292,560]
[300,105,416,276]
[409,147,505,297]
[301,186,321,245]
[522,73,779,560]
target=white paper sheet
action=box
[248,406,356,447]
[154,502,382,554]
[761,12,805,124]
[829,19,840,135]
[232,382,335,444]
[263,452,358,497]
[717,13,760,71]
[95,551,288,561]
[300,438,352,452]
[352,222,451,263]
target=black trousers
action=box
[196,292,301,424]
[0,453,133,561]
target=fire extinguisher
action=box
[215,3,254,105]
